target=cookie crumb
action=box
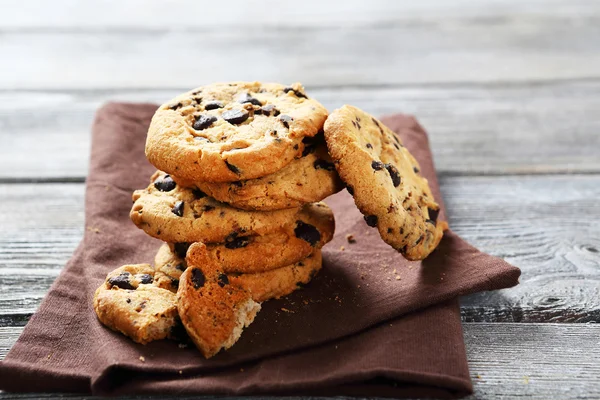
[340,245,345,251]
[87,226,100,234]
[280,307,294,313]
[179,370,183,375]
[395,276,401,280]
[178,343,188,349]
[139,356,145,362]
[240,368,245,372]
[475,374,481,379]
[345,234,356,243]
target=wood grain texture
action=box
[1,1,599,89]
[1,176,598,321]
[3,79,600,179]
[2,323,599,399]
[2,0,598,29]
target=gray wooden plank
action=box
[2,0,597,29]
[2,323,599,399]
[1,175,599,321]
[3,80,600,179]
[1,1,600,89]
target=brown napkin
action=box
[0,103,520,398]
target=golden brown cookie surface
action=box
[174,134,344,210]
[155,243,322,302]
[324,105,448,260]
[93,264,179,344]
[158,201,333,274]
[177,243,261,359]
[130,171,299,243]
[146,82,328,182]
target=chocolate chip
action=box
[366,143,373,149]
[171,201,184,217]
[394,143,400,150]
[175,263,186,271]
[385,163,401,187]
[204,100,224,110]
[170,278,179,288]
[428,208,439,224]
[415,235,424,245]
[346,185,355,195]
[168,103,182,111]
[225,233,250,249]
[173,243,190,259]
[225,160,240,174]
[222,109,249,125]
[257,104,277,116]
[372,118,385,135]
[371,161,385,171]
[413,166,420,173]
[294,144,299,150]
[231,181,243,188]
[364,215,378,227]
[154,175,176,192]
[202,205,215,212]
[108,272,135,290]
[139,274,153,284]
[387,228,393,233]
[294,221,321,246]
[313,159,335,171]
[217,273,229,287]
[191,268,205,289]
[238,93,262,106]
[192,188,207,199]
[283,87,308,98]
[279,114,293,129]
[193,114,217,130]
[301,138,317,157]
[126,298,131,303]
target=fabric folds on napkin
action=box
[0,103,520,398]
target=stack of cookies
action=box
[94,81,450,359]
[94,82,343,358]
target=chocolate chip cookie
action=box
[154,243,322,302]
[158,201,333,274]
[93,264,179,344]
[130,171,299,243]
[324,105,448,260]
[177,243,261,359]
[146,82,328,183]
[173,134,344,210]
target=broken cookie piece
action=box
[93,264,179,344]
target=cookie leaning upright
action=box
[324,105,448,260]
[146,82,329,182]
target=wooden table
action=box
[1,1,599,398]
